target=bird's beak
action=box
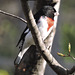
[54,12,59,16]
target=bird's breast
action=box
[46,17,54,31]
[37,16,54,40]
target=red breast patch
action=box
[46,17,54,31]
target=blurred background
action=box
[0,0,75,75]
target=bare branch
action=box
[14,45,46,75]
[14,0,75,75]
[20,0,75,75]
[20,0,67,75]
[0,10,27,23]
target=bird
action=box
[15,5,58,65]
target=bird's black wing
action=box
[16,9,42,51]
[16,26,29,51]
[34,9,43,23]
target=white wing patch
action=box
[25,28,29,33]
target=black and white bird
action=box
[15,5,58,64]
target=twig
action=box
[57,43,75,61]
[70,56,75,60]
[0,10,27,23]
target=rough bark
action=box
[14,45,46,75]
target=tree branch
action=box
[0,10,27,23]
[20,0,75,75]
[14,0,75,75]
[14,45,46,75]
[20,0,64,75]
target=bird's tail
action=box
[14,47,29,65]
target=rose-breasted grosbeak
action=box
[15,5,58,64]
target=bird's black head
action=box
[42,6,56,19]
[34,6,56,23]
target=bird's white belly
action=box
[24,31,34,48]
[38,16,52,40]
[24,16,53,48]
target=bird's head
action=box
[42,6,59,20]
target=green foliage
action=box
[0,20,18,57]
[61,24,75,61]
[0,69,9,75]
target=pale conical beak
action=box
[54,12,59,16]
